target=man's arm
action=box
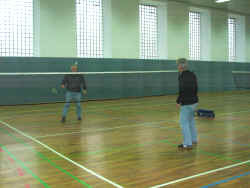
[176,75,182,105]
[178,75,186,101]
[61,75,67,88]
[81,75,87,95]
[193,73,198,95]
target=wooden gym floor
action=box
[0,91,250,188]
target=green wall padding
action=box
[0,57,249,105]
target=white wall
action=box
[36,0,250,62]
[246,16,250,62]
[39,0,76,57]
[166,1,189,60]
[110,0,139,59]
[210,10,228,62]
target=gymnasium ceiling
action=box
[167,0,250,15]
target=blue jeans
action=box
[180,103,198,146]
[62,91,82,118]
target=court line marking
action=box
[1,92,249,124]
[200,171,250,188]
[1,92,249,117]
[0,120,123,188]
[35,117,249,163]
[4,117,249,188]
[0,95,247,188]
[1,94,249,187]
[34,108,250,139]
[218,109,250,116]
[150,160,250,188]
[0,127,92,188]
[0,145,50,187]
[35,120,172,139]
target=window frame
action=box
[76,0,104,58]
[139,3,159,59]
[189,11,201,60]
[0,0,35,57]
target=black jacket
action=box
[176,70,198,105]
[62,74,87,92]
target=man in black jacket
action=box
[61,63,87,123]
[176,58,198,150]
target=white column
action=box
[103,0,112,58]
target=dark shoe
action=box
[77,117,82,121]
[192,142,198,146]
[178,144,192,150]
[61,117,66,123]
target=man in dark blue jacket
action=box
[61,63,87,123]
[176,58,198,150]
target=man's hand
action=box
[176,103,180,108]
[61,84,65,89]
[82,89,87,95]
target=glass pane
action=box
[189,11,201,60]
[76,0,103,58]
[0,0,33,57]
[139,4,158,59]
[228,18,236,62]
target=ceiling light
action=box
[215,0,231,3]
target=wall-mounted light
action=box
[215,0,231,3]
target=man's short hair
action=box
[176,58,188,69]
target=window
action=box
[139,4,158,59]
[189,11,201,60]
[0,0,33,56]
[76,0,103,58]
[228,17,236,62]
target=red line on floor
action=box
[8,156,14,163]
[17,168,25,176]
